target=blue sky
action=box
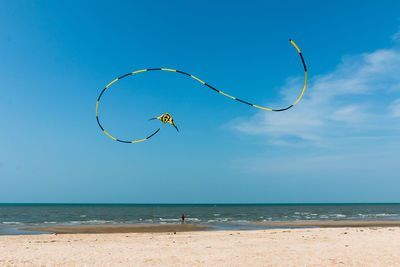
[1,0,399,203]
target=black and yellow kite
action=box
[96,39,307,143]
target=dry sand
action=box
[1,227,400,266]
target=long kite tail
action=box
[96,39,307,143]
[96,92,160,143]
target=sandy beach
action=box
[1,226,400,266]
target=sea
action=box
[1,203,400,235]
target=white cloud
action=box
[233,47,400,145]
[390,99,400,117]
[392,28,400,42]
[329,105,366,123]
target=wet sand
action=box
[22,224,208,234]
[254,220,400,227]
[22,221,400,235]
[1,227,400,266]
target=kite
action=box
[96,39,307,143]
[150,113,179,132]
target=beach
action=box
[2,204,400,265]
[1,226,400,266]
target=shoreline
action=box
[21,224,209,234]
[253,220,400,227]
[16,220,400,235]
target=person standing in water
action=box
[181,214,185,223]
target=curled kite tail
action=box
[96,39,307,143]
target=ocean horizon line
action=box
[1,202,400,206]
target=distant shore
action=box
[254,220,400,228]
[22,224,208,234]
